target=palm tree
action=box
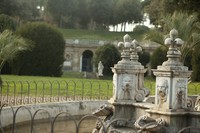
[144,12,200,64]
[0,30,33,72]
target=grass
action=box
[58,28,144,41]
[0,74,113,99]
[1,73,199,98]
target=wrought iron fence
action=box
[1,104,200,133]
[1,79,200,106]
[0,80,113,106]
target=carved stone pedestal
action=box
[152,29,192,111]
[108,127,137,133]
[146,109,200,133]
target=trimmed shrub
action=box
[94,44,121,75]
[150,46,167,76]
[14,22,65,76]
[133,25,150,34]
[139,51,150,68]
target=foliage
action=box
[75,0,90,29]
[0,14,16,32]
[46,0,78,28]
[142,0,163,26]
[88,0,113,29]
[0,0,19,16]
[162,0,200,15]
[0,0,40,22]
[0,30,32,72]
[15,22,65,76]
[150,46,167,71]
[143,0,200,26]
[144,12,200,68]
[44,0,144,30]
[115,0,143,24]
[133,25,150,35]
[94,44,121,75]
[191,45,200,81]
[138,51,150,68]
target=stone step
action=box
[83,72,98,79]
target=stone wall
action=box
[1,100,108,128]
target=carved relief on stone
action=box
[112,72,117,100]
[157,79,168,105]
[174,79,186,109]
[65,53,72,61]
[135,91,145,102]
[134,115,166,132]
[194,95,200,111]
[187,97,195,110]
[118,76,134,100]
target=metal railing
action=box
[0,80,113,106]
[0,104,135,133]
[1,79,200,106]
[1,104,200,133]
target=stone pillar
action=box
[152,29,192,111]
[109,34,148,124]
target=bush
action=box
[138,51,150,68]
[0,14,16,32]
[14,22,65,76]
[94,44,121,75]
[133,25,150,34]
[192,46,200,81]
[150,46,167,76]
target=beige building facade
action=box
[63,39,158,72]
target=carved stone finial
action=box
[130,39,142,63]
[117,34,132,62]
[117,34,142,63]
[162,29,184,66]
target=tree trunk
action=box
[121,23,123,32]
[59,15,62,28]
[124,22,126,32]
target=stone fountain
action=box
[93,29,200,133]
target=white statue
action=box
[98,61,104,76]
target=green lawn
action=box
[1,73,199,98]
[58,28,144,41]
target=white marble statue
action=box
[98,61,104,76]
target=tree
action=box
[150,46,167,75]
[88,0,113,30]
[75,0,90,29]
[145,12,200,65]
[0,14,16,32]
[192,45,200,81]
[46,0,78,28]
[0,0,19,16]
[138,51,150,68]
[0,30,32,72]
[142,0,163,26]
[15,22,65,76]
[0,0,40,22]
[94,44,121,75]
[145,12,200,81]
[143,0,200,26]
[115,0,143,31]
